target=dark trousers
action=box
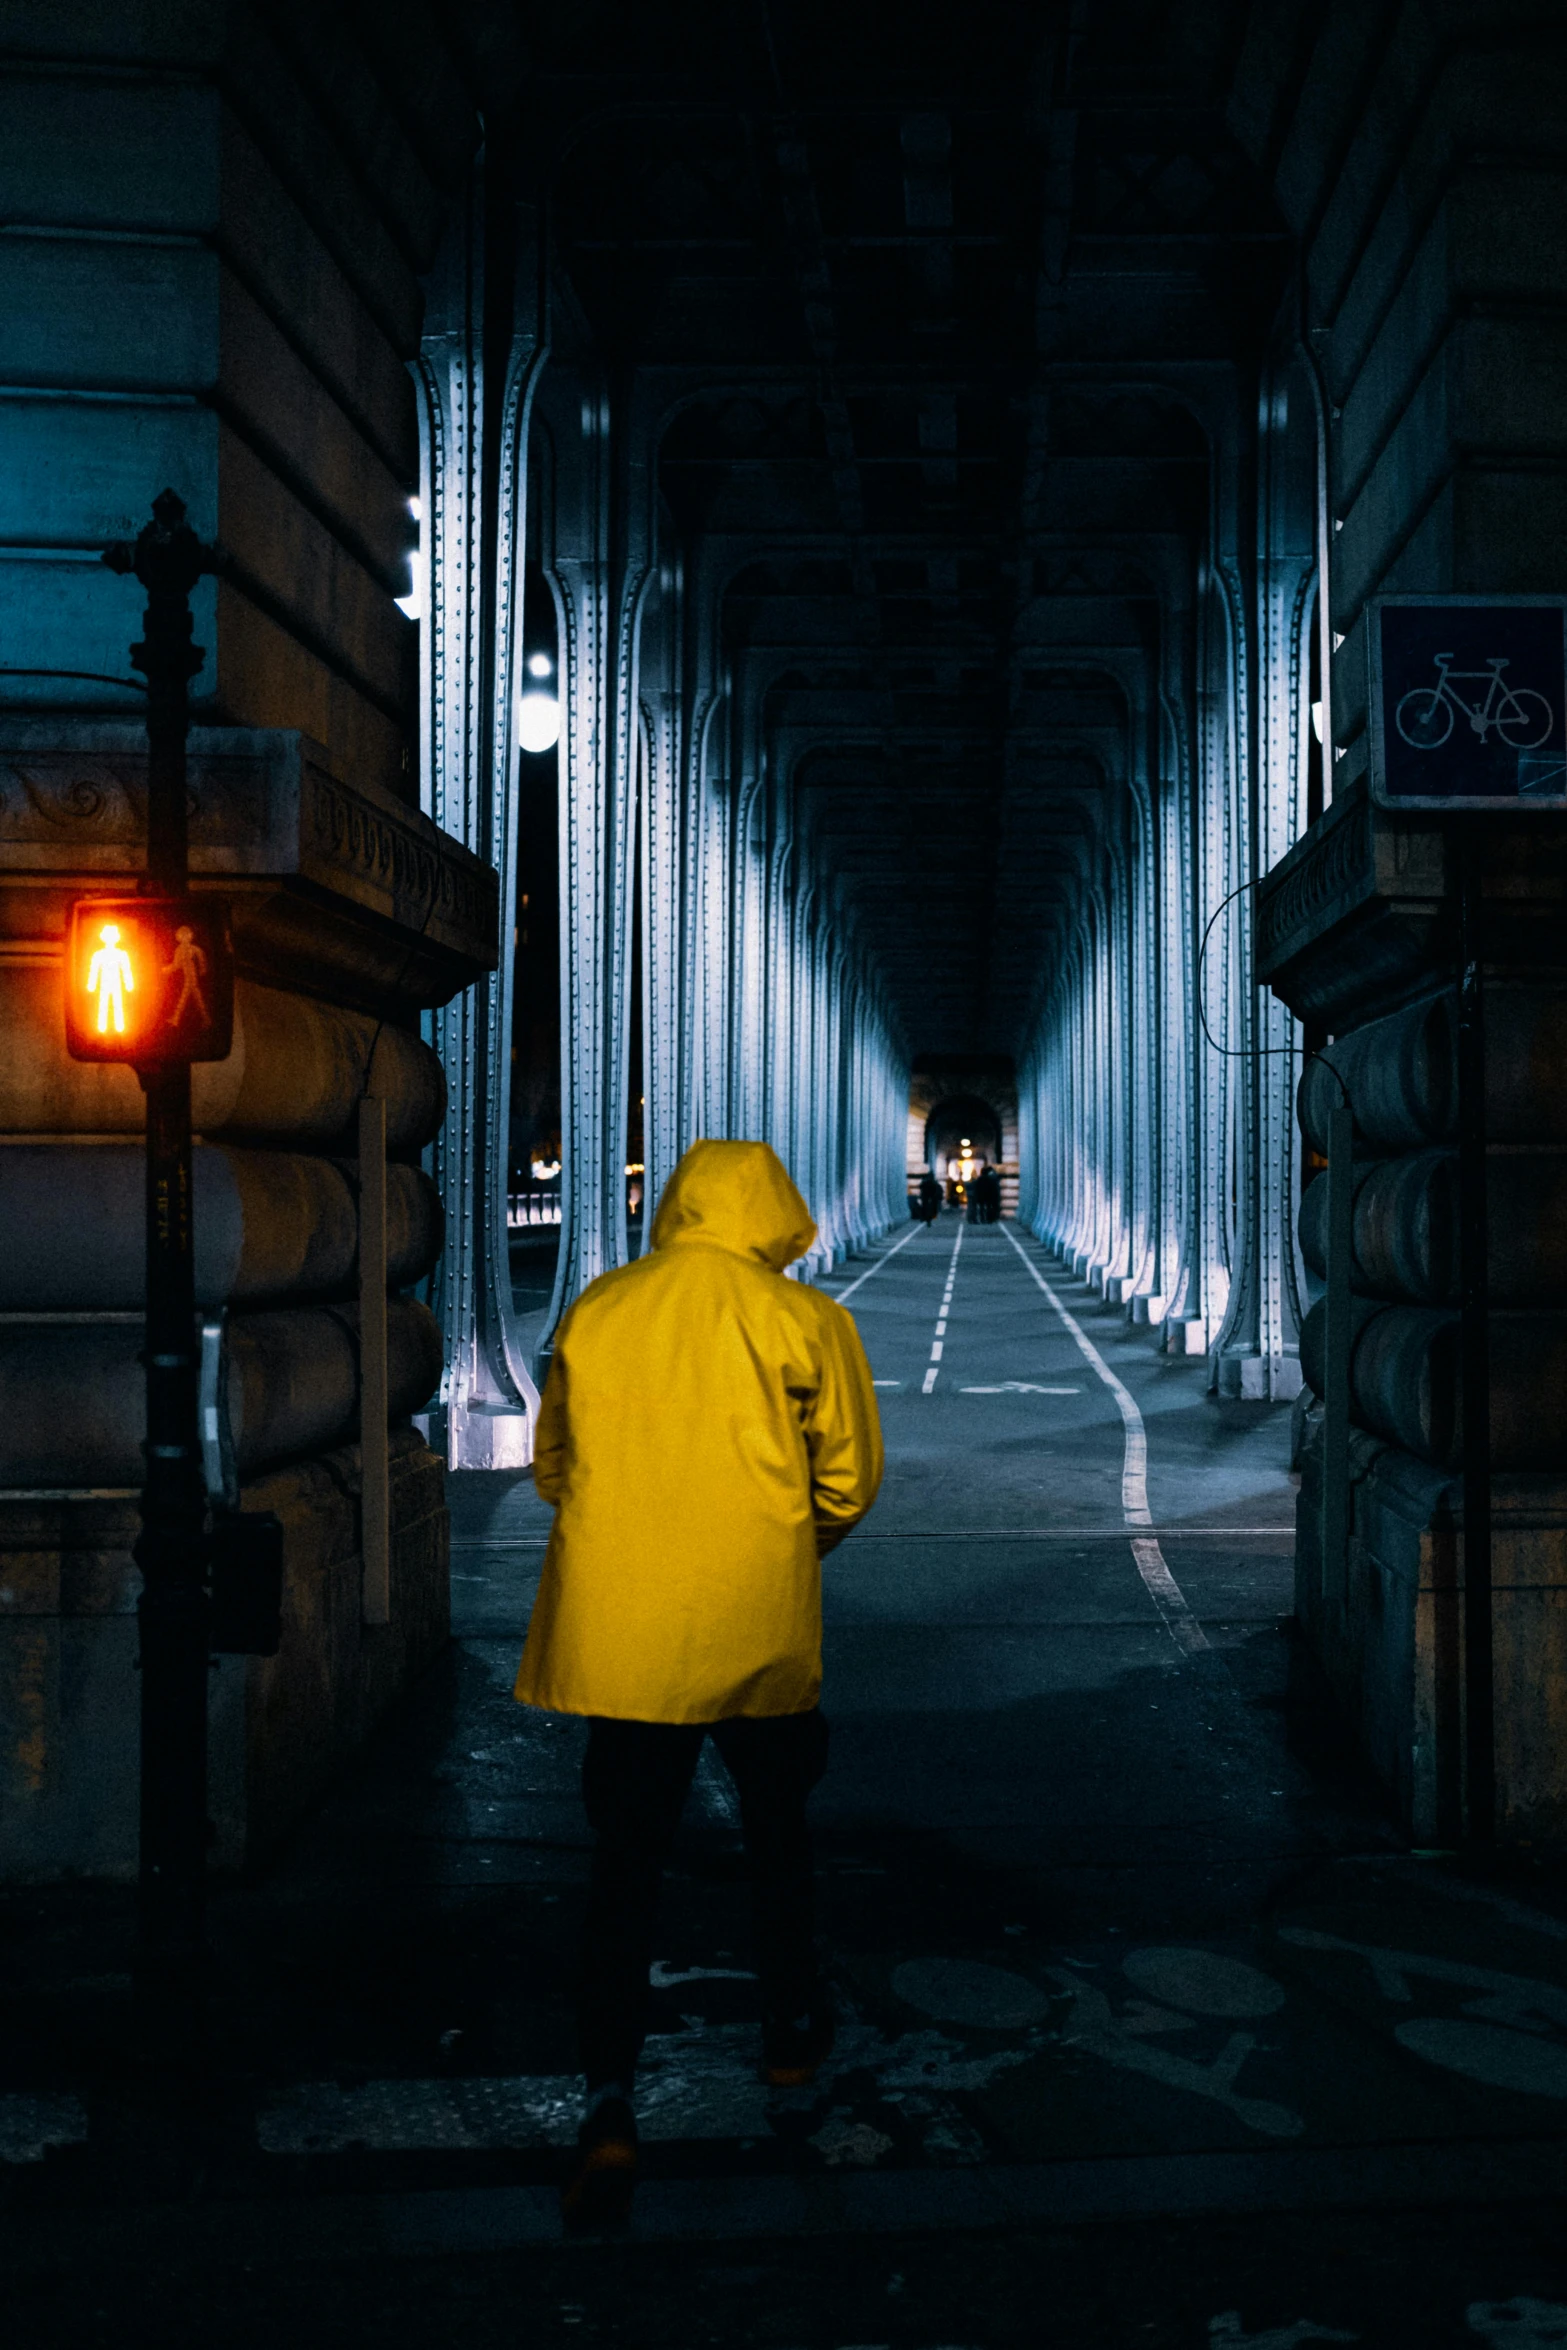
[578,1708,830,2091]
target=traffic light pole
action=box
[104,493,219,1992]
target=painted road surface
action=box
[6,1218,1567,2341]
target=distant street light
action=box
[518,688,561,753]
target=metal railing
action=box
[507,1189,562,1229]
[506,1181,644,1231]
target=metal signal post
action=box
[103,493,221,1992]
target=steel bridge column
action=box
[731,678,769,1141]
[1101,830,1134,1296]
[541,374,652,1346]
[418,191,543,1466]
[1147,620,1192,1331]
[1166,570,1235,1360]
[1122,746,1160,1315]
[640,568,683,1226]
[1212,363,1313,1401]
[694,675,732,1143]
[1206,550,1258,1390]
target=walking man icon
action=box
[86,922,135,1035]
[163,924,209,1029]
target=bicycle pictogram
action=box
[1394,652,1553,752]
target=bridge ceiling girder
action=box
[531,2,1292,1054]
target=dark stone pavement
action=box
[4,1217,1567,2345]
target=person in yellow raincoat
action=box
[515,1139,883,2227]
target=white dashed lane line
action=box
[922,1217,964,1394]
[1000,1223,1209,1657]
[825,1219,926,1306]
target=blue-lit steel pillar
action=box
[639,558,684,1224]
[1141,592,1194,1331]
[1210,356,1316,1400]
[417,183,543,1467]
[686,570,733,1143]
[540,373,654,1343]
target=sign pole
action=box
[1455,838,1495,1846]
[104,493,220,2000]
[1320,1094,1355,1615]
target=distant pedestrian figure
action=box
[916,1171,942,1224]
[968,1161,1001,1223]
[515,1140,884,2230]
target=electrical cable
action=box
[1195,871,1354,1115]
[0,666,148,692]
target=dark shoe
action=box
[761,1995,835,2088]
[561,2095,638,2232]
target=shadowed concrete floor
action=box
[4,1219,1567,2346]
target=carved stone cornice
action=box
[0,723,498,1015]
[1255,778,1567,1031]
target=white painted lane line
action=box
[922,1215,964,1394]
[1000,1223,1208,1657]
[960,1383,1081,1395]
[826,1220,926,1306]
[695,1746,740,1829]
[845,1527,1293,1541]
[1129,1539,1208,1654]
[997,1227,1148,1518]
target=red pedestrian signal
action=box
[64,896,234,1064]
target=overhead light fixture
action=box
[517,689,561,754]
[526,650,553,679]
[396,496,423,620]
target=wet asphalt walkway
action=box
[5,1216,1567,2346]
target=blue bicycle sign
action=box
[1395,654,1553,752]
[1370,598,1567,809]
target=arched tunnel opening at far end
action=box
[6,2,1567,2336]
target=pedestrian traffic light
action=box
[64,896,234,1064]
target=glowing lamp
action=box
[517,689,561,754]
[64,896,234,1064]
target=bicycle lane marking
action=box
[999,1223,1208,1656]
[823,1219,927,1308]
[922,1217,965,1394]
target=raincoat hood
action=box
[649,1139,817,1272]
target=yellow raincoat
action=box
[514,1140,883,1723]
